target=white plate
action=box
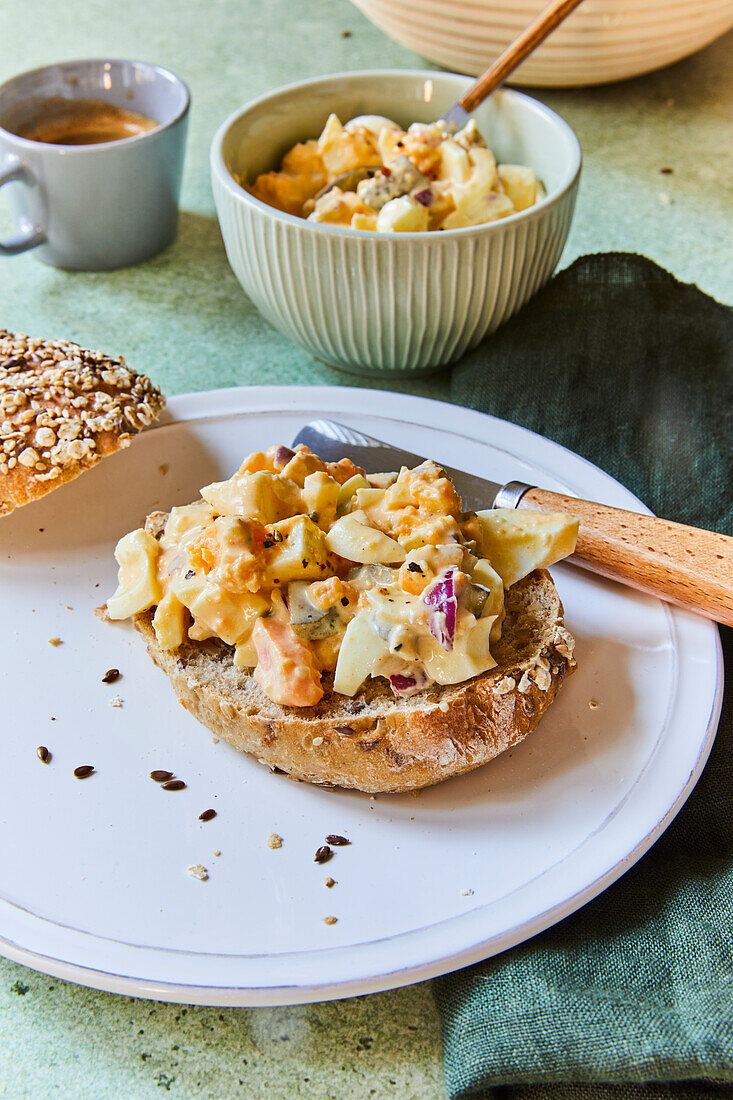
[0,386,723,1006]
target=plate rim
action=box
[0,384,723,1005]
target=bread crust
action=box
[0,330,165,516]
[133,569,576,793]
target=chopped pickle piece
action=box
[288,580,342,640]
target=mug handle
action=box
[0,158,46,255]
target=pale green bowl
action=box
[211,70,581,377]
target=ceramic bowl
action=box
[350,0,733,88]
[210,69,581,377]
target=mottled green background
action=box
[0,1,731,1096]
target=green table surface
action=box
[0,2,731,1096]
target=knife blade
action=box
[291,419,529,512]
[291,419,733,626]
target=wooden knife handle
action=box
[521,487,733,626]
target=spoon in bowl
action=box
[315,0,585,205]
[443,0,586,129]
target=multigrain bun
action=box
[0,329,165,516]
[133,566,576,794]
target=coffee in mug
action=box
[16,97,158,146]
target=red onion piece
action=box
[390,670,429,697]
[413,187,434,207]
[423,568,458,651]
[274,445,295,468]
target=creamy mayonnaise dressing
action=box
[248,115,544,233]
[107,445,577,707]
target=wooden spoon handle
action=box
[458,0,586,114]
[521,487,733,626]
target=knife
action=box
[292,419,733,627]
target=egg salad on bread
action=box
[107,445,578,708]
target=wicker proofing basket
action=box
[350,0,733,87]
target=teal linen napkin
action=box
[435,254,733,1099]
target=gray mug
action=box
[0,58,189,270]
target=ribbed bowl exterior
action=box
[213,174,577,376]
[211,72,581,377]
[351,0,733,87]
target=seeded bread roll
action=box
[133,561,576,794]
[0,329,165,516]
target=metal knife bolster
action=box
[292,420,533,512]
[494,481,533,509]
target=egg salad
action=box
[247,114,544,233]
[107,445,577,708]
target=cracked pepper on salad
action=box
[246,114,544,232]
[107,445,577,707]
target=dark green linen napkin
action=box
[435,254,733,1099]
